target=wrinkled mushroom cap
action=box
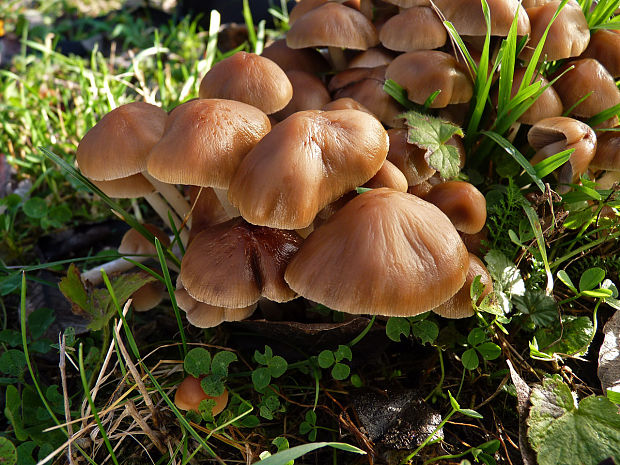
[385,51,474,108]
[228,109,389,229]
[285,188,468,316]
[287,3,379,51]
[198,52,292,114]
[180,218,303,308]
[174,375,228,414]
[147,99,271,189]
[425,181,487,234]
[77,102,167,180]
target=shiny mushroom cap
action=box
[174,375,228,414]
[385,51,474,108]
[260,38,329,73]
[180,218,303,308]
[284,188,469,316]
[425,181,487,234]
[228,109,389,229]
[272,70,331,121]
[379,7,446,52]
[77,102,167,181]
[198,52,293,114]
[146,99,271,189]
[589,132,620,172]
[386,128,436,185]
[581,29,620,78]
[363,160,408,192]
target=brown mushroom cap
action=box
[285,188,468,316]
[433,0,530,37]
[260,38,329,73]
[146,99,271,189]
[272,70,331,121]
[385,51,474,108]
[528,116,597,183]
[175,285,256,328]
[289,0,327,25]
[386,128,436,185]
[228,109,389,229]
[363,160,408,191]
[77,102,167,181]
[198,52,293,114]
[379,7,446,52]
[589,131,620,172]
[521,0,589,62]
[581,29,620,78]
[187,186,229,244]
[348,47,396,68]
[287,3,379,51]
[118,224,170,256]
[433,253,493,318]
[553,58,620,119]
[424,181,487,234]
[91,173,155,198]
[174,375,228,414]
[131,277,166,312]
[180,218,303,308]
[321,97,374,116]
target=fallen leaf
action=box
[598,310,620,397]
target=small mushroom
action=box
[174,375,228,415]
[424,181,487,234]
[379,7,446,52]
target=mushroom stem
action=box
[143,172,192,228]
[360,0,373,20]
[328,46,348,71]
[506,122,521,143]
[81,255,148,285]
[144,192,189,246]
[597,170,620,190]
[213,188,241,218]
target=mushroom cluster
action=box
[75,0,620,326]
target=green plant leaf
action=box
[27,307,55,340]
[412,320,439,345]
[476,342,502,361]
[184,348,212,377]
[299,422,311,435]
[485,249,525,298]
[385,317,411,342]
[22,197,47,219]
[527,375,620,465]
[58,263,90,314]
[579,267,606,292]
[252,367,272,391]
[268,355,288,378]
[0,329,22,347]
[335,345,352,362]
[0,350,26,377]
[318,350,335,368]
[331,363,350,380]
[462,348,480,370]
[198,398,216,422]
[513,291,558,327]
[210,351,237,378]
[402,110,464,179]
[0,437,17,465]
[467,328,487,347]
[534,316,594,357]
[4,385,27,441]
[448,391,461,411]
[459,408,484,419]
[201,375,225,397]
[557,270,577,293]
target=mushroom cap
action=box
[261,38,329,73]
[581,29,620,78]
[363,160,408,192]
[433,0,530,37]
[386,128,436,185]
[284,188,469,316]
[187,186,229,244]
[379,7,446,52]
[131,277,166,312]
[91,173,155,198]
[424,181,487,234]
[322,97,375,116]
[287,3,379,51]
[77,102,167,181]
[118,224,170,256]
[198,52,293,114]
[528,116,597,183]
[272,70,331,121]
[348,47,396,68]
[175,286,256,328]
[174,375,228,414]
[433,253,493,318]
[228,109,389,229]
[553,58,620,119]
[289,0,327,25]
[180,218,303,308]
[589,132,620,172]
[521,0,589,62]
[385,51,474,108]
[146,99,271,189]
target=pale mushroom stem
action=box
[328,47,348,71]
[506,122,521,143]
[143,172,192,228]
[597,171,620,190]
[213,187,241,218]
[144,192,190,246]
[81,255,147,285]
[360,0,373,20]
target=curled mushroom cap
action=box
[147,99,271,189]
[589,132,620,172]
[77,102,167,181]
[379,7,446,52]
[180,218,303,308]
[285,188,469,316]
[528,116,597,183]
[174,375,228,414]
[433,0,530,37]
[425,181,487,234]
[581,29,620,78]
[198,52,292,114]
[287,2,379,51]
[175,285,256,328]
[228,109,389,229]
[553,59,620,119]
[521,0,589,62]
[385,51,474,108]
[433,253,493,319]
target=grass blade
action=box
[533,149,574,178]
[523,203,554,295]
[254,442,366,465]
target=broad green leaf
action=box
[210,351,237,378]
[411,320,439,345]
[485,250,525,297]
[268,355,288,378]
[579,267,606,292]
[527,375,620,465]
[4,385,27,441]
[557,270,577,293]
[318,350,335,368]
[534,316,594,357]
[462,348,480,370]
[476,342,502,361]
[58,264,90,314]
[513,291,558,327]
[402,110,464,179]
[0,437,17,465]
[184,348,212,377]
[22,197,47,219]
[331,363,350,380]
[27,307,55,340]
[0,350,26,377]
[252,367,272,391]
[253,442,366,465]
[468,328,487,347]
[198,398,216,422]
[335,345,353,362]
[385,317,411,342]
[0,329,22,347]
[201,375,225,397]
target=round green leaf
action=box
[198,398,217,422]
[0,437,17,465]
[184,348,211,377]
[385,317,411,342]
[476,342,502,361]
[47,205,72,227]
[23,197,47,219]
[335,345,353,362]
[211,351,237,377]
[579,267,605,292]
[0,350,26,377]
[252,367,272,391]
[318,350,335,368]
[467,327,487,347]
[411,320,439,345]
[462,348,480,370]
[268,355,288,378]
[201,375,225,397]
[299,421,311,435]
[331,363,350,380]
